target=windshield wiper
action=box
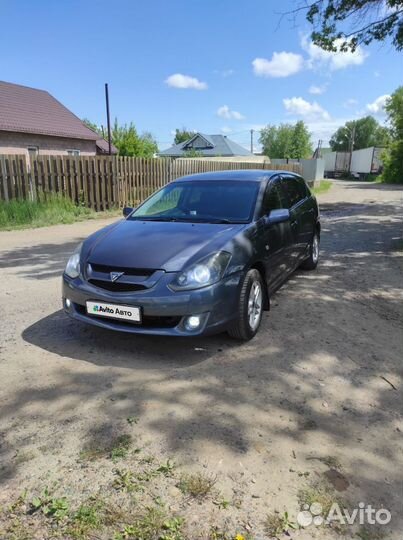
[130,216,179,222]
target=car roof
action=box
[172,169,299,183]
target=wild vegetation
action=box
[380,86,403,184]
[0,194,118,230]
[294,0,403,52]
[259,121,313,159]
[329,117,390,152]
[83,118,158,157]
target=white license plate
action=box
[86,301,141,323]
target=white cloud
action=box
[283,96,330,120]
[252,52,304,78]
[309,84,327,95]
[165,73,207,90]
[343,98,358,108]
[221,126,232,134]
[367,94,390,115]
[301,36,368,70]
[217,105,245,120]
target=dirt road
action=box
[0,180,402,539]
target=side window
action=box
[280,177,306,209]
[261,181,283,215]
[297,177,309,198]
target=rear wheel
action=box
[227,269,264,341]
[301,231,319,270]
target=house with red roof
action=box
[0,81,117,158]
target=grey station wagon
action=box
[63,170,320,341]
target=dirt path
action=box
[0,180,402,539]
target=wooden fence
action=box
[0,155,301,211]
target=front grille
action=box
[88,279,146,292]
[89,263,153,278]
[85,262,162,293]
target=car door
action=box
[259,177,292,289]
[295,177,316,250]
[278,175,307,267]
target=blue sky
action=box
[1,0,401,150]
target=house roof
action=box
[0,81,99,141]
[159,133,252,157]
[96,138,118,154]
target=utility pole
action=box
[348,123,356,173]
[105,83,112,155]
[250,129,254,154]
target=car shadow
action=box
[22,309,238,370]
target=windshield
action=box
[128,180,259,223]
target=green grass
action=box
[312,180,332,195]
[0,194,119,230]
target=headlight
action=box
[171,251,231,291]
[65,243,82,278]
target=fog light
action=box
[185,315,201,331]
[65,298,71,309]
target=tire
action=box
[227,269,264,341]
[300,231,320,270]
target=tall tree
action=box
[174,128,195,145]
[381,87,403,183]
[290,121,313,159]
[82,118,158,157]
[329,116,390,151]
[112,120,158,157]
[259,122,312,159]
[296,0,403,52]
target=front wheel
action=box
[300,231,319,270]
[227,269,264,341]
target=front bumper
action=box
[62,270,243,336]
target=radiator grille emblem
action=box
[110,271,124,282]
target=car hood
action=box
[86,219,246,272]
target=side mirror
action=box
[266,208,290,225]
[123,206,134,217]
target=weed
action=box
[307,455,342,470]
[213,498,230,509]
[156,459,175,477]
[160,517,185,540]
[312,180,332,196]
[66,499,104,538]
[110,434,132,461]
[80,434,132,462]
[298,481,345,517]
[30,488,69,521]
[126,416,139,425]
[114,506,184,540]
[0,194,118,230]
[265,511,298,538]
[178,472,217,498]
[140,455,155,465]
[113,469,142,493]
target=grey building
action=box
[159,133,253,158]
